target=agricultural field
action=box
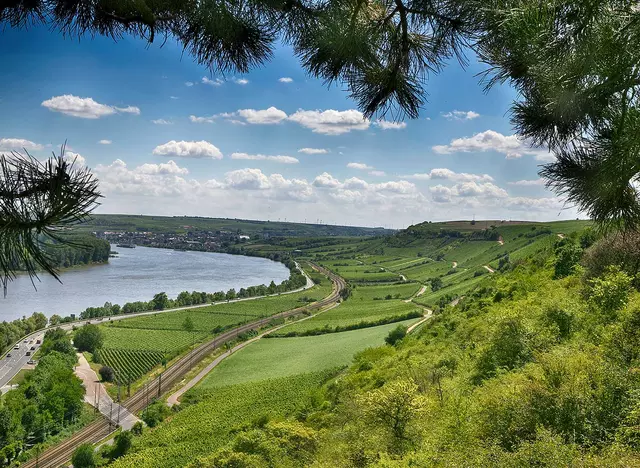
[101,327,204,354]
[196,319,418,388]
[111,370,337,468]
[96,349,165,383]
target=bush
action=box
[72,443,96,468]
[142,400,172,427]
[385,325,408,346]
[99,365,115,382]
[74,324,105,354]
[583,231,640,285]
[131,421,144,435]
[554,242,583,278]
[588,266,633,319]
[111,430,133,459]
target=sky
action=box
[0,26,581,228]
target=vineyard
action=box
[110,370,338,468]
[101,327,205,353]
[96,348,165,384]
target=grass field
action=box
[196,319,417,389]
[111,370,337,468]
[101,327,205,353]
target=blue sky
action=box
[0,26,578,227]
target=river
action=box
[0,246,291,322]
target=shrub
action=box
[142,400,172,427]
[99,365,115,382]
[554,242,583,278]
[588,266,633,319]
[385,325,408,346]
[111,430,133,459]
[583,231,640,285]
[74,324,105,354]
[72,443,96,468]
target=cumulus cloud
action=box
[509,179,546,186]
[185,82,194,87]
[153,140,223,159]
[374,120,407,130]
[405,168,494,183]
[298,148,328,154]
[152,119,173,125]
[63,151,86,166]
[0,138,43,152]
[41,95,140,119]
[202,77,224,87]
[430,181,508,203]
[369,170,386,176]
[234,78,249,85]
[98,139,112,145]
[137,160,189,175]
[231,153,299,164]
[347,162,374,171]
[442,110,480,121]
[236,107,287,125]
[432,130,551,160]
[313,172,341,188]
[288,109,370,135]
[189,115,216,124]
[279,77,293,83]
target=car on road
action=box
[26,351,31,356]
[7,353,11,358]
[27,360,35,365]
[36,339,41,344]
[13,345,19,350]
[30,346,36,351]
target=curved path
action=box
[407,310,433,334]
[483,265,496,274]
[0,263,314,389]
[21,263,345,468]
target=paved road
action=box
[0,263,314,389]
[75,354,140,430]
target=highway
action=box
[0,262,314,390]
[20,263,344,468]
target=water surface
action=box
[0,246,290,321]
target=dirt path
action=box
[404,285,427,303]
[497,240,504,245]
[75,354,140,430]
[452,261,458,269]
[483,265,496,273]
[407,310,433,334]
[557,233,565,239]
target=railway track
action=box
[22,263,344,468]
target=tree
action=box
[99,366,115,382]
[111,430,133,459]
[554,242,583,279]
[385,325,407,346]
[182,316,195,334]
[0,148,100,295]
[49,314,62,327]
[72,443,96,468]
[430,277,443,292]
[74,324,105,354]
[152,292,170,310]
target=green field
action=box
[101,327,205,353]
[111,370,336,468]
[96,349,165,383]
[196,319,417,389]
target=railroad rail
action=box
[21,263,344,468]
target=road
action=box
[0,263,314,389]
[21,263,344,468]
[75,354,140,430]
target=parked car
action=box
[26,351,31,356]
[27,360,35,365]
[13,345,19,350]
[36,339,41,344]
[30,346,36,351]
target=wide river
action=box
[0,246,291,322]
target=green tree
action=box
[182,316,195,334]
[72,443,96,468]
[554,242,583,279]
[152,292,170,310]
[49,314,62,327]
[111,430,133,459]
[74,324,105,354]
[430,277,443,292]
[385,325,407,346]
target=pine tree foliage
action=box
[0,147,100,294]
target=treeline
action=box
[0,313,47,355]
[0,329,84,465]
[77,258,307,320]
[11,234,110,271]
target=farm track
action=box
[21,263,345,468]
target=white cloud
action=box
[41,95,140,119]
[298,148,328,154]
[170,96,179,100]
[234,78,249,85]
[432,130,550,160]
[0,138,43,152]
[369,170,386,176]
[63,151,86,166]
[288,109,370,135]
[202,76,224,87]
[347,162,374,171]
[509,179,546,186]
[152,140,223,159]
[137,160,189,175]
[313,172,341,188]
[279,77,293,83]
[114,106,141,115]
[442,110,480,121]
[231,153,299,164]
[405,168,494,183]
[189,115,216,124]
[98,139,112,145]
[343,177,369,190]
[185,82,194,87]
[152,119,173,125]
[237,107,287,125]
[374,120,407,130]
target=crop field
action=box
[97,349,165,383]
[351,282,421,301]
[197,319,417,388]
[326,264,401,282]
[107,311,248,332]
[101,327,204,353]
[111,370,337,468]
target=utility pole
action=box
[158,372,162,397]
